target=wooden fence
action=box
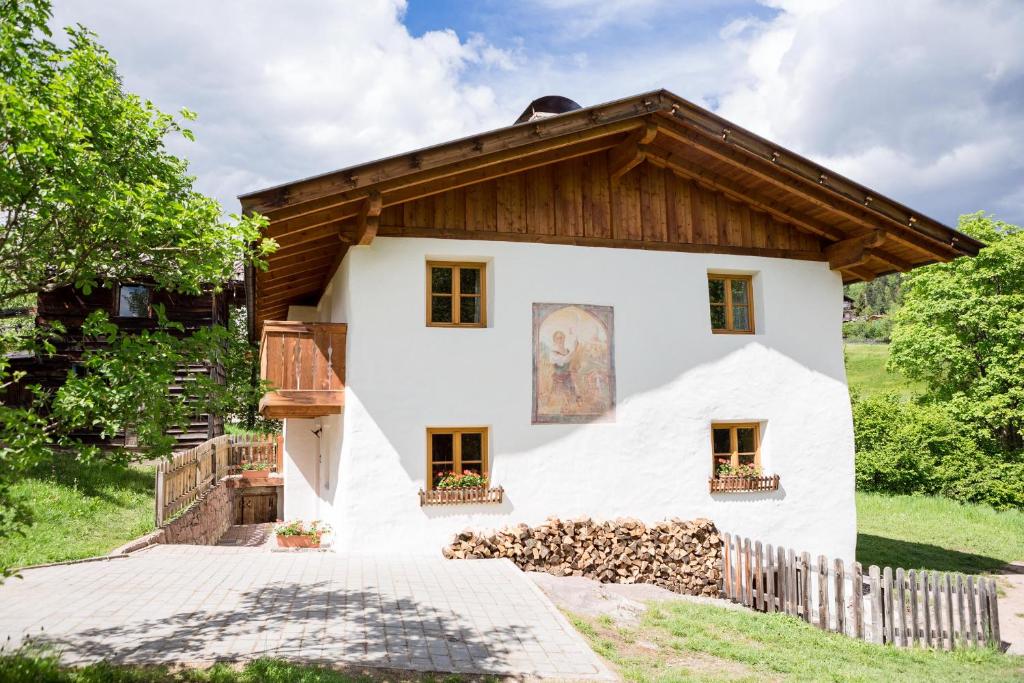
[722,532,1002,651]
[155,433,281,525]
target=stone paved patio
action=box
[0,545,612,679]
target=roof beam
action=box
[824,229,911,273]
[643,146,845,242]
[609,122,659,183]
[353,190,382,246]
[656,116,962,261]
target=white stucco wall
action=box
[285,236,856,562]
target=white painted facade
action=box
[279,236,857,561]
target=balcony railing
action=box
[258,321,347,419]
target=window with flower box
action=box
[426,427,488,490]
[710,422,778,492]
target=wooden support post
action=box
[354,190,383,246]
[608,122,658,183]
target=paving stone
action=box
[0,545,612,679]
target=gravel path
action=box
[999,561,1024,654]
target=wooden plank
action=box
[496,174,526,233]
[612,167,643,241]
[869,565,882,644]
[852,562,864,640]
[883,566,895,644]
[754,541,764,612]
[801,551,812,623]
[897,567,908,647]
[988,578,1001,649]
[743,538,753,608]
[923,572,933,648]
[639,163,668,242]
[933,568,943,647]
[979,579,991,646]
[777,545,787,615]
[722,533,732,600]
[834,558,846,635]
[583,152,612,239]
[957,574,967,649]
[967,575,978,646]
[553,158,584,238]
[944,573,955,649]
[818,554,829,630]
[786,548,796,616]
[765,544,776,613]
[909,569,920,646]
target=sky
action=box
[50,0,1024,227]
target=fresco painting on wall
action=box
[532,303,615,424]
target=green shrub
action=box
[842,317,893,342]
[853,393,1024,509]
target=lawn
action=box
[857,491,1024,573]
[0,653,481,682]
[572,600,1023,682]
[0,459,154,569]
[845,342,925,399]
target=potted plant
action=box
[717,463,761,479]
[239,461,272,479]
[436,470,487,489]
[275,520,330,548]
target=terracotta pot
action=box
[276,534,320,548]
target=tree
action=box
[0,0,273,572]
[889,212,1024,451]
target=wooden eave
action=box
[242,89,983,334]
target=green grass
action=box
[0,460,155,569]
[857,491,1024,573]
[0,652,483,682]
[571,601,1023,682]
[845,342,926,399]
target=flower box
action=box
[241,469,272,480]
[276,534,320,548]
[709,474,780,493]
[419,486,504,506]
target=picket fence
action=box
[154,433,281,525]
[722,532,1002,651]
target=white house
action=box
[241,91,981,562]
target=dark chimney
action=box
[514,96,582,124]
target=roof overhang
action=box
[241,89,983,334]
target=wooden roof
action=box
[240,89,983,334]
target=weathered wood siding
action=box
[379,155,824,257]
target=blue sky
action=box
[51,0,1024,226]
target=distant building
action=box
[843,295,856,322]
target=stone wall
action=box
[444,517,723,596]
[159,481,235,545]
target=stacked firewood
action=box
[443,517,723,596]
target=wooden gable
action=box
[378,155,823,259]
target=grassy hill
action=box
[845,342,925,399]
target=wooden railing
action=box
[155,433,280,525]
[722,532,1002,651]
[709,474,780,493]
[258,321,346,418]
[419,486,505,506]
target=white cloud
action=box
[715,0,1024,222]
[51,0,515,211]
[49,0,1024,225]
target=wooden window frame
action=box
[708,274,755,334]
[113,284,152,319]
[426,426,489,490]
[426,261,487,328]
[710,422,761,477]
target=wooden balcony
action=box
[259,321,347,419]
